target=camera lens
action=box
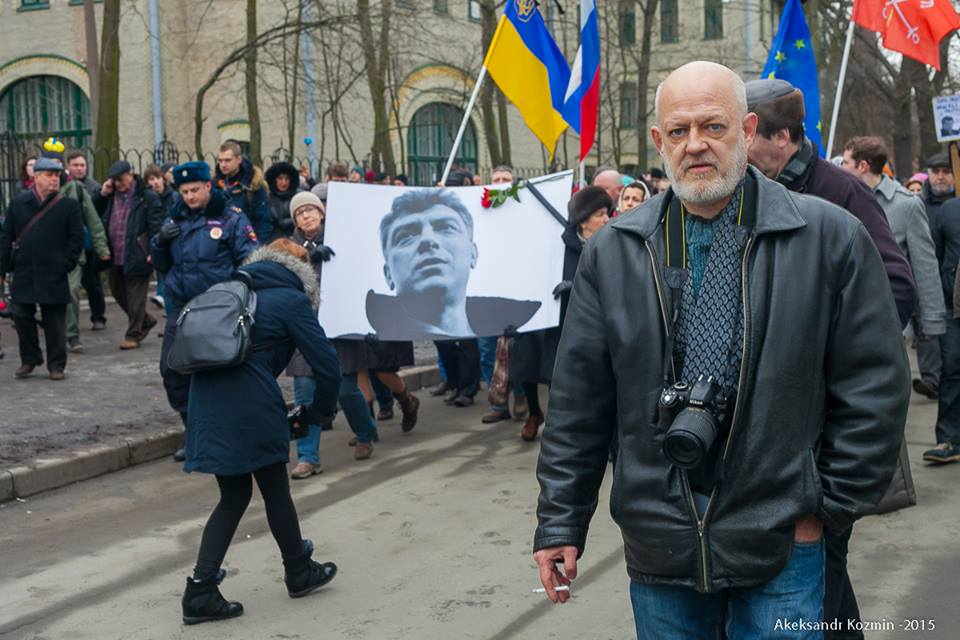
[662,408,718,469]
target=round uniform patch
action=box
[210,227,223,240]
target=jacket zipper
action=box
[644,240,676,383]
[682,233,756,593]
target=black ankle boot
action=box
[181,569,244,625]
[283,539,338,598]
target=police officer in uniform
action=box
[151,161,259,461]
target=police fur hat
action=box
[568,185,613,228]
[173,161,212,187]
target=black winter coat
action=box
[0,189,84,305]
[93,177,163,278]
[535,167,909,593]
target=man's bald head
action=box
[654,61,748,125]
[650,61,756,217]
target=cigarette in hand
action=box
[532,586,570,593]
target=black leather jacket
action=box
[534,167,909,593]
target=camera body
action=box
[657,375,733,469]
[288,405,311,440]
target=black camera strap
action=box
[659,173,758,390]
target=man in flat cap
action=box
[0,155,84,380]
[151,161,258,461]
[912,153,956,401]
[745,77,916,639]
[93,160,163,350]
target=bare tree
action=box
[357,0,396,174]
[246,0,263,161]
[83,0,100,133]
[94,0,121,177]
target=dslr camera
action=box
[657,375,734,469]
[288,405,311,440]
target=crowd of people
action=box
[1,60,958,634]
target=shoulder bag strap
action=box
[13,194,63,250]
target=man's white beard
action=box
[663,136,748,208]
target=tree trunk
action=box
[478,0,501,167]
[94,0,121,180]
[635,0,658,169]
[357,0,396,175]
[83,0,100,134]
[496,88,511,166]
[245,0,262,163]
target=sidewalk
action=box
[0,300,439,502]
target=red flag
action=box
[852,0,960,70]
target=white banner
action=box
[319,172,572,341]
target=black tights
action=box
[523,383,544,418]
[193,462,303,580]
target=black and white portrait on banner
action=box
[933,94,960,142]
[320,172,572,341]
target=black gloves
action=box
[309,244,336,264]
[304,404,336,428]
[156,222,181,247]
[552,280,573,299]
[503,324,519,338]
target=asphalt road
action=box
[1,382,958,639]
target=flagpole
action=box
[826,20,855,159]
[579,160,586,188]
[440,65,487,186]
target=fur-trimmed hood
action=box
[242,246,321,309]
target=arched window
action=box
[0,75,92,149]
[407,102,477,186]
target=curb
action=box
[0,365,440,503]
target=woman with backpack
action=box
[180,237,342,625]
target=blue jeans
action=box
[630,541,825,639]
[479,336,497,385]
[293,376,321,465]
[341,373,378,444]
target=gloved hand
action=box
[503,324,519,338]
[156,222,181,247]
[364,332,380,346]
[552,280,573,300]
[309,244,335,264]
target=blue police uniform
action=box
[151,187,258,416]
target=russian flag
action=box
[562,0,600,161]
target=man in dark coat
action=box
[93,161,163,349]
[928,177,960,465]
[0,156,84,379]
[913,153,956,399]
[534,62,908,637]
[151,161,258,461]
[215,140,271,242]
[745,77,916,640]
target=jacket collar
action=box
[874,174,900,202]
[610,166,806,240]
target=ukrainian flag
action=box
[484,0,571,155]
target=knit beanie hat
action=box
[290,191,325,219]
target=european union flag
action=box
[762,0,825,157]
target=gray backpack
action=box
[166,271,258,374]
